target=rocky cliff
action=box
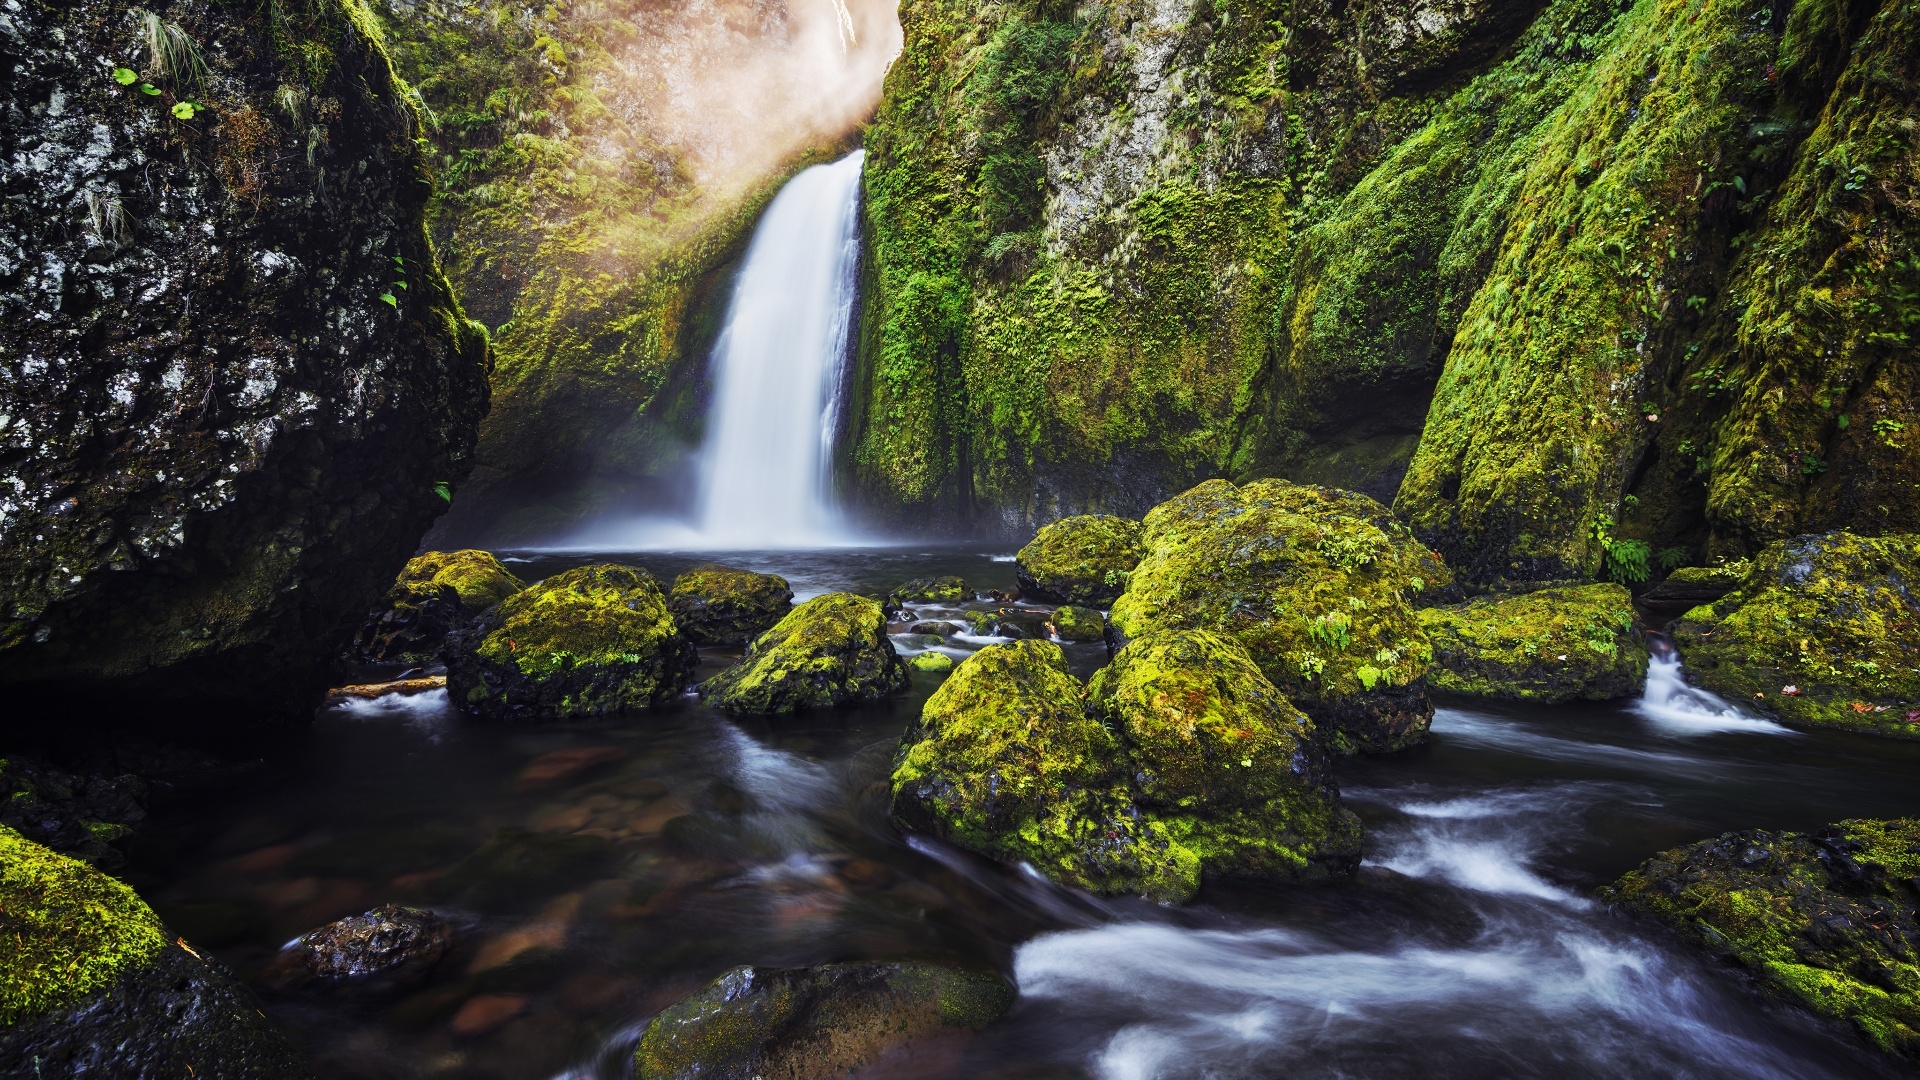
[0,0,489,722]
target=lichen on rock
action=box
[1670,533,1920,736]
[666,564,795,646]
[700,593,910,713]
[1418,583,1648,702]
[1016,515,1145,605]
[446,564,696,720]
[347,550,525,665]
[1051,604,1107,643]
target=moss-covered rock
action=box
[910,651,956,673]
[348,550,526,665]
[1051,605,1107,643]
[889,577,972,605]
[0,756,146,871]
[634,961,1013,1079]
[701,593,909,714]
[1417,584,1648,702]
[446,564,696,720]
[0,826,309,1075]
[1638,561,1751,619]
[666,564,795,646]
[1671,533,1920,736]
[1110,480,1450,754]
[1601,819,1920,1061]
[1016,516,1145,605]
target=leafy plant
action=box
[432,482,453,503]
[1657,546,1691,571]
[1307,611,1352,652]
[111,67,138,86]
[1874,418,1906,448]
[1603,538,1651,584]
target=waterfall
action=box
[1634,638,1792,735]
[693,150,866,547]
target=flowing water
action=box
[132,548,1920,1080]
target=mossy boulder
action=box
[700,593,910,714]
[1671,533,1920,736]
[889,577,972,605]
[446,564,696,721]
[910,651,955,673]
[1638,561,1751,619]
[1417,584,1648,702]
[666,564,795,646]
[348,550,526,665]
[634,961,1013,1079]
[1602,819,1920,1061]
[0,826,309,1076]
[0,756,146,871]
[1051,605,1107,643]
[1110,480,1451,754]
[1016,515,1146,605]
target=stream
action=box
[135,547,1920,1080]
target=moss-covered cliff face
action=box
[0,0,489,720]
[854,0,1918,564]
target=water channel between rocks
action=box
[139,546,1920,1080]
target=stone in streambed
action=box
[1417,584,1648,702]
[295,904,450,982]
[0,826,311,1077]
[1602,818,1920,1061]
[634,961,1013,1079]
[910,651,955,673]
[1015,514,1145,605]
[666,564,795,645]
[446,564,697,721]
[1051,604,1107,643]
[347,550,526,666]
[701,593,909,713]
[888,576,972,605]
[432,828,617,907]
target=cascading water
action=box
[1635,636,1793,735]
[693,150,866,547]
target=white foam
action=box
[1635,653,1794,735]
[323,688,453,740]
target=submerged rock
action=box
[446,564,697,721]
[1417,584,1648,702]
[347,551,526,665]
[1016,515,1146,605]
[433,828,618,908]
[296,904,451,982]
[889,577,972,605]
[1602,819,1920,1061]
[0,826,310,1076]
[1671,533,1920,736]
[666,564,795,646]
[1110,480,1451,754]
[634,961,1014,1079]
[1051,604,1108,643]
[701,593,909,714]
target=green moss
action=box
[1666,560,1751,588]
[0,825,169,1025]
[667,564,794,646]
[1417,583,1648,702]
[1050,604,1106,643]
[1671,532,1920,735]
[1110,479,1449,753]
[889,577,972,604]
[1016,516,1145,605]
[701,593,910,714]
[1602,818,1920,1060]
[395,549,524,611]
[910,651,956,672]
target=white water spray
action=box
[1635,644,1793,735]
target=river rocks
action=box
[446,564,697,720]
[1110,480,1451,754]
[1051,605,1107,643]
[910,651,955,673]
[0,756,146,870]
[634,961,1014,1079]
[1637,562,1750,620]
[0,0,490,722]
[1671,533,1920,736]
[1016,515,1146,605]
[433,828,618,908]
[701,593,909,714]
[0,825,310,1077]
[295,904,451,982]
[347,551,526,665]
[1417,584,1648,702]
[889,576,972,605]
[666,564,795,645]
[1602,819,1920,1061]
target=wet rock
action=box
[327,675,447,701]
[346,551,526,666]
[908,620,961,636]
[634,961,1014,1079]
[1671,533,1920,736]
[701,593,910,714]
[1636,561,1750,619]
[0,756,146,870]
[296,904,450,982]
[666,564,795,646]
[910,652,955,673]
[1602,818,1920,1061]
[888,576,972,605]
[1051,605,1107,643]
[513,746,629,791]
[1417,584,1648,702]
[433,828,618,907]
[0,0,489,723]
[0,826,311,1077]
[446,564,698,721]
[1016,515,1146,605]
[1110,480,1452,754]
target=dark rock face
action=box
[666,563,794,646]
[634,961,1014,1080]
[0,755,146,870]
[0,0,490,723]
[297,904,450,982]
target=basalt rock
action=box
[1418,584,1648,702]
[0,755,146,870]
[1602,818,1920,1062]
[1050,604,1107,643]
[1636,562,1750,620]
[666,564,795,646]
[346,550,525,666]
[634,961,1014,1079]
[446,564,697,720]
[295,904,451,983]
[701,593,910,714]
[0,825,311,1077]
[1015,515,1145,605]
[0,0,490,724]
[1671,533,1920,737]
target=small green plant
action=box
[1802,453,1828,476]
[1297,652,1328,680]
[111,67,139,86]
[432,482,453,503]
[135,8,210,92]
[1874,418,1906,448]
[1355,665,1384,691]
[1603,538,1651,584]
[1657,546,1691,571]
[1307,612,1352,652]
[169,100,201,121]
